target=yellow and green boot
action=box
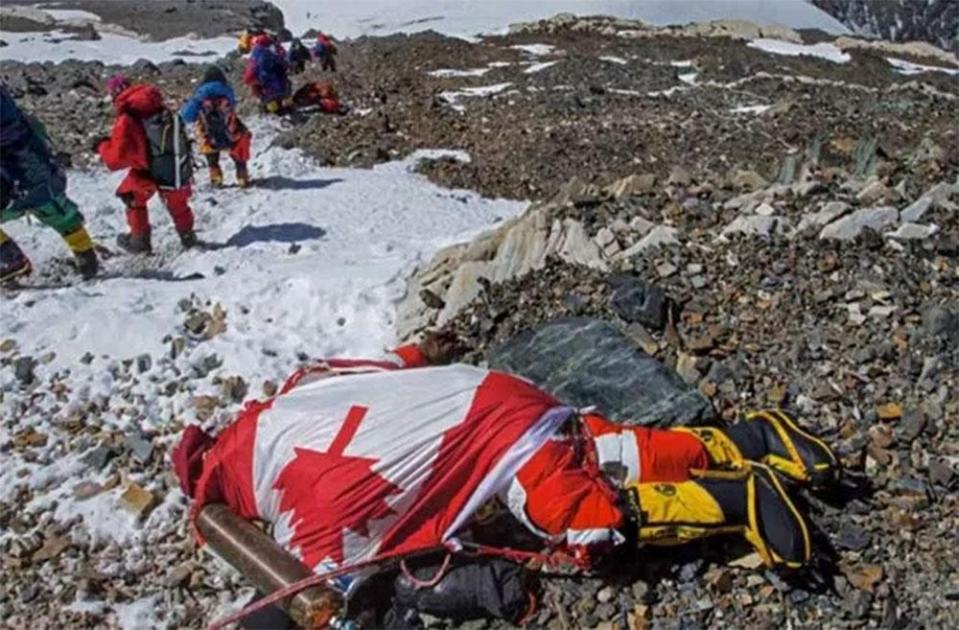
[62,225,98,279]
[625,463,812,569]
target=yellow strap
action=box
[772,409,839,467]
[0,229,10,245]
[743,469,774,567]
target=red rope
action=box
[399,552,452,589]
[458,541,589,571]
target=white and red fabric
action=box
[181,347,714,580]
[501,414,712,564]
[189,351,575,577]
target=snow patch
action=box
[427,67,492,78]
[524,61,559,74]
[599,55,628,65]
[0,29,237,64]
[439,82,514,110]
[2,117,523,370]
[411,148,472,163]
[748,38,851,63]
[678,72,699,84]
[510,43,556,56]
[41,9,101,23]
[886,57,959,76]
[113,596,162,629]
[730,104,771,114]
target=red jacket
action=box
[97,84,165,172]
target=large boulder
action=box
[489,318,715,426]
[396,173,689,340]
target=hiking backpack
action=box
[142,108,193,189]
[198,96,237,151]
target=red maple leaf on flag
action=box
[273,406,402,567]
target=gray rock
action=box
[678,560,702,582]
[929,460,956,487]
[607,275,668,330]
[124,433,154,464]
[667,166,691,187]
[819,206,898,240]
[13,356,35,385]
[489,318,714,426]
[619,225,680,257]
[721,214,788,237]
[901,182,958,222]
[624,323,658,355]
[886,222,939,240]
[192,354,223,378]
[836,524,871,551]
[918,356,941,390]
[135,353,152,374]
[82,444,116,470]
[899,197,932,223]
[897,408,927,442]
[844,590,873,619]
[921,304,958,343]
[732,169,768,191]
[705,361,735,385]
[608,173,656,198]
[796,201,849,232]
[593,602,616,621]
[131,58,161,74]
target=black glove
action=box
[89,136,107,153]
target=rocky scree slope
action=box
[0,13,957,630]
[396,163,959,628]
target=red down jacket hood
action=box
[97,83,166,173]
[113,83,165,117]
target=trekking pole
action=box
[174,113,182,190]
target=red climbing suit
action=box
[96,83,194,237]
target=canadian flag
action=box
[193,364,574,574]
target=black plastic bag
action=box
[388,558,530,624]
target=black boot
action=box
[179,230,198,249]
[0,235,32,282]
[725,409,841,487]
[74,248,99,279]
[116,231,152,254]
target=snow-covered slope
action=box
[1,105,521,630]
[1,120,520,624]
[272,0,849,39]
[3,119,520,370]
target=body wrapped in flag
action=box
[174,335,840,626]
